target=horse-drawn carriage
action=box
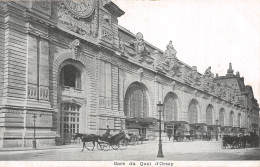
[173,131,194,142]
[73,130,130,152]
[125,129,143,145]
[222,132,259,149]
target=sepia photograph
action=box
[0,0,259,166]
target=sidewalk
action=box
[0,144,80,152]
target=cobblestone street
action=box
[0,140,259,161]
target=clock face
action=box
[63,0,95,18]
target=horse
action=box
[73,133,99,152]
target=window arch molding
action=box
[163,92,179,121]
[229,111,234,127]
[124,82,150,118]
[219,108,225,126]
[237,113,241,128]
[58,59,85,90]
[206,104,214,125]
[188,99,200,124]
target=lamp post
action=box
[32,113,42,149]
[157,101,164,158]
[215,119,219,141]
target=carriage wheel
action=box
[102,143,110,151]
[119,139,128,150]
[111,143,119,150]
[84,142,95,151]
[97,142,104,150]
[232,141,238,149]
[132,137,136,145]
[221,141,227,149]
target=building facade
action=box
[0,0,259,148]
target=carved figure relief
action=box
[184,66,202,87]
[201,66,214,92]
[155,41,182,77]
[57,1,98,39]
[131,32,152,63]
[119,33,154,66]
[69,39,81,56]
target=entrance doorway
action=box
[60,103,80,144]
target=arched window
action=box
[229,111,234,127]
[60,64,81,89]
[163,95,178,121]
[206,105,213,125]
[124,84,148,118]
[237,113,241,127]
[188,99,199,124]
[219,108,225,126]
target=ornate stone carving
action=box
[101,29,113,42]
[155,41,182,77]
[164,40,177,59]
[119,34,154,66]
[184,66,202,87]
[171,81,176,91]
[132,33,148,60]
[204,66,214,78]
[32,1,51,16]
[69,39,80,56]
[161,58,182,77]
[57,1,98,39]
[155,75,163,83]
[63,0,95,19]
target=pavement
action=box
[0,140,259,161]
[0,144,79,152]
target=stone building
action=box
[0,0,259,148]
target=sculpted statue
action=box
[155,40,180,76]
[164,40,177,59]
[204,66,214,78]
[131,32,150,62]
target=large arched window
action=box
[206,105,213,125]
[247,115,250,128]
[163,94,178,121]
[219,108,225,126]
[188,99,199,124]
[60,64,81,89]
[124,83,148,118]
[229,111,234,127]
[237,113,241,127]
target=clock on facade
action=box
[63,0,95,18]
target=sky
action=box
[114,0,260,103]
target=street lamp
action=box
[32,113,42,149]
[215,119,219,141]
[157,101,164,158]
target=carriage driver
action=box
[106,125,112,139]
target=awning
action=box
[164,121,188,126]
[207,125,221,131]
[190,123,207,127]
[207,125,221,128]
[125,117,157,126]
